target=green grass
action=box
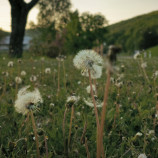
[0,52,158,157]
[147,45,158,57]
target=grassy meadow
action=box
[0,51,158,158]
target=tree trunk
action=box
[9,4,28,58]
[8,0,39,58]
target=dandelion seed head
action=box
[138,153,147,158]
[141,62,147,68]
[45,68,51,74]
[134,51,141,59]
[30,75,37,82]
[21,71,26,76]
[15,86,43,115]
[86,85,96,94]
[66,96,80,104]
[73,50,103,79]
[15,76,22,84]
[8,61,14,67]
[136,132,142,137]
[83,98,103,108]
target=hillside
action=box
[106,11,158,53]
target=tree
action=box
[37,0,71,29]
[8,0,39,58]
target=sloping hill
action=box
[106,11,158,52]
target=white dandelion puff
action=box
[14,86,43,115]
[83,97,103,108]
[15,76,22,84]
[8,61,14,67]
[66,96,80,104]
[73,50,103,79]
[136,132,143,137]
[30,75,37,82]
[21,71,26,76]
[86,85,96,94]
[134,51,141,59]
[138,153,147,158]
[141,62,147,68]
[45,68,51,74]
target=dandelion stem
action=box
[62,61,67,91]
[68,105,74,150]
[63,106,68,154]
[98,70,111,158]
[30,110,40,158]
[57,60,60,96]
[80,122,87,144]
[85,137,90,158]
[88,70,100,158]
[44,135,49,158]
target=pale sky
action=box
[0,0,158,32]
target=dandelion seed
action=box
[86,85,96,94]
[30,75,37,82]
[18,59,22,64]
[50,103,55,107]
[15,77,22,84]
[115,81,123,88]
[138,153,147,158]
[45,68,51,74]
[2,71,9,77]
[21,71,26,76]
[148,130,155,135]
[76,112,81,116]
[14,86,43,115]
[73,50,103,79]
[8,61,14,67]
[66,95,80,104]
[134,51,141,59]
[77,81,81,85]
[83,97,103,108]
[136,132,142,137]
[141,62,147,68]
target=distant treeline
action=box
[105,11,158,53]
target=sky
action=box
[0,0,158,32]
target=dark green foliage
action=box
[105,11,158,52]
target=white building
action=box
[0,35,32,50]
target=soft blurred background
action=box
[0,0,158,57]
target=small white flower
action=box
[73,50,103,79]
[45,68,51,74]
[141,62,147,68]
[50,103,55,107]
[148,130,155,135]
[134,51,140,59]
[15,77,22,84]
[21,71,26,76]
[66,96,80,104]
[138,153,147,158]
[8,61,14,67]
[86,85,96,94]
[77,81,81,85]
[76,112,81,116]
[83,98,103,108]
[153,70,158,78]
[115,81,123,88]
[14,86,43,115]
[136,132,142,137]
[30,75,37,82]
